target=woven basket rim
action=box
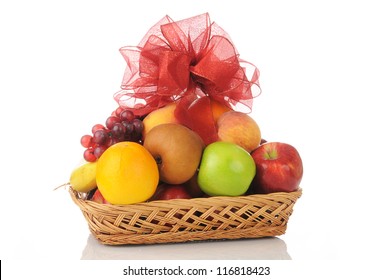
[70,186,302,208]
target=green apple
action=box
[197,141,256,196]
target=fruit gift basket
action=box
[66,13,303,245]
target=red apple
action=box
[251,142,303,194]
[184,173,204,198]
[151,184,192,200]
[91,189,110,204]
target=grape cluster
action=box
[80,107,144,162]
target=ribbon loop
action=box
[114,13,261,144]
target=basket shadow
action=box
[81,234,291,260]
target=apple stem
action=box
[265,149,278,160]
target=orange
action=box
[96,142,159,204]
[210,100,232,123]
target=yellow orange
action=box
[96,142,159,204]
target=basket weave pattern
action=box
[70,187,301,245]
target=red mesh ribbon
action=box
[114,13,260,144]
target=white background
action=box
[1,0,391,278]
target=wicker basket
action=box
[70,187,301,245]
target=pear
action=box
[69,161,97,193]
[143,123,204,185]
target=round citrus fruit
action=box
[96,141,159,204]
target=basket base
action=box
[90,224,287,245]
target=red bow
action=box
[114,13,260,144]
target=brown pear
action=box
[143,123,204,184]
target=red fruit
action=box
[93,145,107,159]
[92,129,109,145]
[151,184,192,200]
[92,124,105,134]
[106,116,121,130]
[91,189,110,204]
[80,135,93,148]
[251,142,303,194]
[83,148,97,162]
[184,174,204,198]
[120,109,135,122]
[114,107,124,117]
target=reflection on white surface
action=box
[81,234,291,260]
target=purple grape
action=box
[93,129,108,145]
[111,122,126,140]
